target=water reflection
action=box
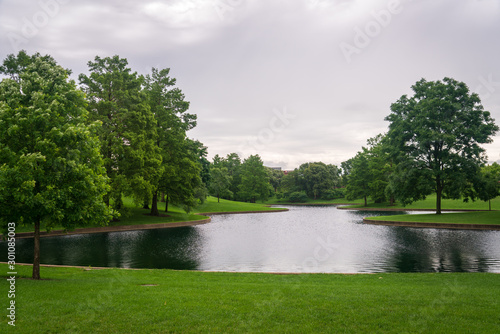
[6,227,202,270]
[2,206,500,273]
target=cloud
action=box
[1,0,499,169]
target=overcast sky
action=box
[1,0,499,169]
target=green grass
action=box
[366,211,500,225]
[2,264,499,333]
[193,196,285,213]
[344,193,500,211]
[7,196,284,235]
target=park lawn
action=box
[1,264,499,333]
[344,193,500,211]
[365,211,500,225]
[193,196,286,213]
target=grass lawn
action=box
[7,196,284,235]
[1,264,499,333]
[193,196,285,213]
[365,211,500,225]
[344,193,500,211]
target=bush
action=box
[321,188,345,200]
[287,191,309,203]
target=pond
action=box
[2,206,500,273]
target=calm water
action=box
[3,206,500,273]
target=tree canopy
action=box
[0,51,114,279]
[385,77,499,214]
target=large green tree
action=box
[143,67,197,215]
[79,56,160,211]
[385,78,498,214]
[0,51,114,279]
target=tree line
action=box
[1,51,499,280]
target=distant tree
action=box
[366,134,395,204]
[239,155,273,202]
[267,168,284,193]
[0,52,114,280]
[209,167,232,202]
[477,163,500,211]
[386,78,498,214]
[79,56,160,211]
[345,150,371,206]
[302,162,334,200]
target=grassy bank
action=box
[343,194,500,211]
[1,264,499,333]
[365,211,500,225]
[7,196,284,235]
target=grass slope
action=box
[366,211,500,225]
[2,264,499,333]
[345,194,500,211]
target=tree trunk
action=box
[160,192,165,203]
[32,218,41,280]
[364,195,367,207]
[165,194,169,213]
[436,178,442,215]
[143,201,149,210]
[389,196,394,206]
[151,190,159,216]
[217,193,220,203]
[489,199,492,211]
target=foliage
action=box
[344,150,371,206]
[476,163,500,210]
[79,56,161,211]
[0,51,114,279]
[281,162,341,200]
[385,77,499,214]
[238,154,273,202]
[287,191,309,203]
[212,153,242,201]
[209,166,232,202]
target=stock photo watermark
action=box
[238,106,296,154]
[213,0,245,21]
[339,0,405,64]
[475,74,500,99]
[6,222,16,327]
[6,0,70,53]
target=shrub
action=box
[287,191,309,203]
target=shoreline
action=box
[363,218,500,230]
[338,206,490,212]
[10,208,289,239]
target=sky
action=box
[1,0,499,169]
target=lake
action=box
[3,205,500,273]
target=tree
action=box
[209,167,232,202]
[385,78,499,214]
[477,163,500,211]
[267,168,283,193]
[79,56,160,211]
[345,150,371,206]
[0,52,114,279]
[239,155,273,202]
[302,162,334,200]
[143,67,196,215]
